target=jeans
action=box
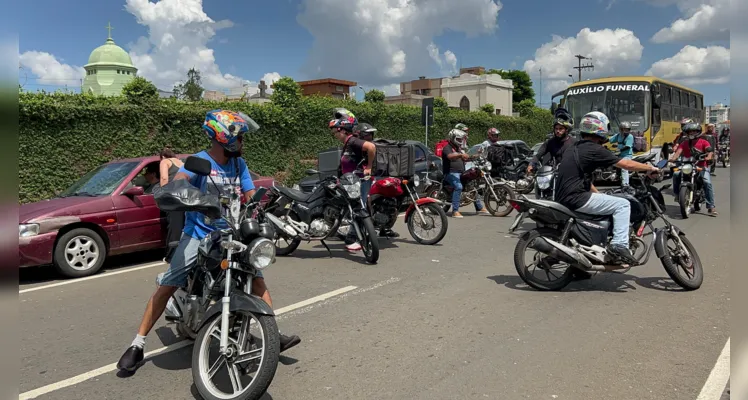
[575,193,631,247]
[672,170,715,209]
[345,178,373,242]
[620,155,632,186]
[445,172,484,213]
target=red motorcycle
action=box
[367,175,449,245]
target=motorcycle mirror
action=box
[251,187,267,202]
[184,156,212,176]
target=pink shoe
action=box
[346,242,362,252]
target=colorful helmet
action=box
[487,127,500,138]
[333,108,356,121]
[449,128,468,146]
[354,122,377,141]
[202,109,259,152]
[454,123,469,132]
[619,121,632,131]
[329,117,356,133]
[579,111,610,142]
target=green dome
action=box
[85,38,135,68]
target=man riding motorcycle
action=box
[608,121,634,186]
[455,123,470,150]
[441,128,489,218]
[528,108,576,175]
[554,111,660,265]
[667,122,718,216]
[116,110,301,372]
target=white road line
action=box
[20,262,166,294]
[19,285,360,400]
[696,338,730,400]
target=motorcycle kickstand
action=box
[320,240,333,257]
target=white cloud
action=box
[19,51,85,86]
[427,42,458,76]
[646,45,730,85]
[296,0,502,87]
[647,0,729,43]
[523,28,643,97]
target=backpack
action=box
[486,143,508,167]
[617,132,647,153]
[434,139,450,157]
[372,139,416,178]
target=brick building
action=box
[296,78,357,99]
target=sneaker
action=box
[116,346,144,372]
[607,244,638,266]
[451,211,463,218]
[708,208,719,216]
[379,229,400,238]
[477,208,490,215]
[346,242,362,252]
[279,333,301,353]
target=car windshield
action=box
[565,82,651,135]
[59,161,139,197]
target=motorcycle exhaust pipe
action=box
[264,213,299,236]
[528,237,594,270]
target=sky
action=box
[17,0,730,106]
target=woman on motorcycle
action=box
[667,123,718,216]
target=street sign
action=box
[421,97,434,127]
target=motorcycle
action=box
[265,170,380,263]
[672,153,707,219]
[426,146,516,217]
[508,169,703,292]
[155,156,280,400]
[367,175,449,245]
[508,162,556,233]
[717,141,730,168]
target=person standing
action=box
[158,148,184,263]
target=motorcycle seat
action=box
[525,198,611,222]
[276,185,313,203]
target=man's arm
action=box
[590,183,599,193]
[531,140,548,165]
[238,159,257,202]
[668,146,683,162]
[615,158,658,172]
[362,141,377,174]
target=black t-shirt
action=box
[340,136,367,175]
[532,135,576,166]
[441,144,465,175]
[554,140,621,210]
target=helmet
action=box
[579,111,611,142]
[354,122,377,141]
[487,127,500,138]
[202,109,259,153]
[619,121,632,131]
[680,117,694,131]
[329,117,356,133]
[333,108,356,120]
[448,128,468,147]
[683,122,702,140]
[552,107,574,133]
[454,123,469,132]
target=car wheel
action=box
[53,228,106,278]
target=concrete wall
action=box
[441,73,514,115]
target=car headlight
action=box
[248,238,275,270]
[537,175,552,189]
[681,163,693,175]
[342,182,361,199]
[413,174,421,187]
[19,223,39,238]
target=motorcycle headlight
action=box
[537,175,552,189]
[484,161,492,171]
[413,174,421,187]
[248,238,275,270]
[681,164,693,175]
[292,184,301,191]
[343,181,361,199]
[19,223,39,238]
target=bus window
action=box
[689,94,696,108]
[681,91,688,107]
[653,108,661,125]
[663,86,672,103]
[672,89,681,106]
[662,104,672,121]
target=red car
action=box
[19,155,276,278]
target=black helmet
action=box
[683,122,702,140]
[353,122,377,141]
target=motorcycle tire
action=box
[272,209,302,256]
[513,228,574,291]
[192,312,280,400]
[406,203,448,245]
[485,185,516,217]
[678,186,691,219]
[660,232,703,290]
[358,217,379,264]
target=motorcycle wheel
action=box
[192,311,280,400]
[272,210,302,256]
[513,229,574,291]
[660,231,703,290]
[678,186,691,219]
[358,217,379,264]
[484,185,516,217]
[406,203,448,245]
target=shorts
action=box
[157,234,263,288]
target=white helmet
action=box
[448,128,468,147]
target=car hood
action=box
[20,196,112,224]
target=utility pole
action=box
[573,54,594,81]
[539,68,542,107]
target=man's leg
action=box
[251,276,301,353]
[117,234,199,372]
[701,170,718,215]
[446,173,463,218]
[621,156,632,186]
[576,193,635,263]
[672,172,682,200]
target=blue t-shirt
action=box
[611,133,634,158]
[181,150,256,240]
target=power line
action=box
[573,54,594,81]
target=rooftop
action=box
[85,23,135,68]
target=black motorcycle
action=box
[508,162,557,233]
[672,153,707,219]
[717,141,730,168]
[509,170,703,291]
[264,170,379,263]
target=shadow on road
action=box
[487,273,691,293]
[288,242,380,265]
[190,384,275,400]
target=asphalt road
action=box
[19,169,731,400]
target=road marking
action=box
[696,338,730,400]
[19,262,166,294]
[19,285,361,400]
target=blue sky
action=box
[18,0,730,106]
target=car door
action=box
[112,166,165,251]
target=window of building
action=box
[672,89,680,106]
[459,96,470,111]
[335,85,344,92]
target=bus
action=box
[551,76,705,162]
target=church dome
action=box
[86,37,135,68]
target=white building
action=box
[440,73,514,115]
[705,103,730,124]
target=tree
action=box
[433,96,448,109]
[364,89,385,103]
[515,98,536,117]
[270,76,302,108]
[486,69,535,105]
[121,76,159,104]
[480,103,495,113]
[172,68,204,101]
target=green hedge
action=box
[19,92,552,204]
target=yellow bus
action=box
[551,76,705,162]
